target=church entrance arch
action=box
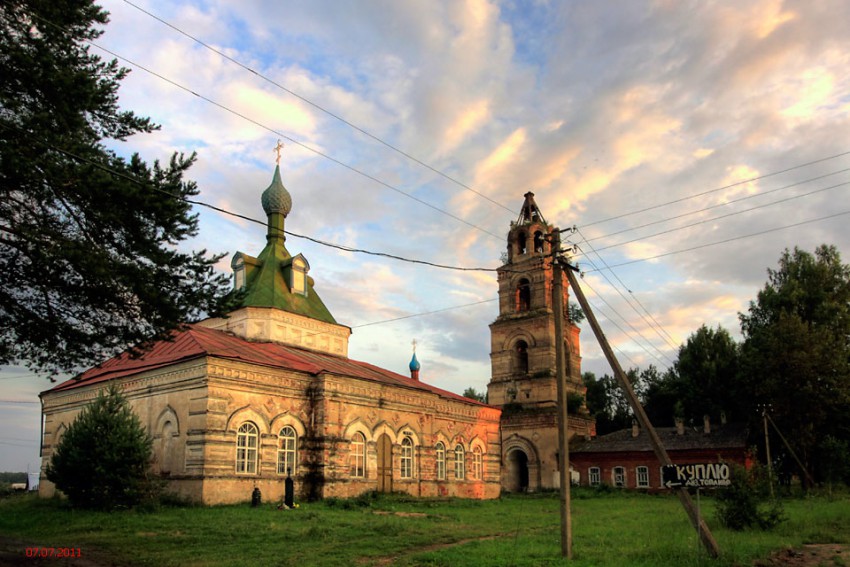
[506,449,529,492]
[377,433,393,493]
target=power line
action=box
[573,228,680,353]
[580,180,850,256]
[351,298,497,329]
[121,0,518,218]
[581,209,850,272]
[1,121,505,274]
[0,400,40,405]
[86,41,504,240]
[29,11,504,241]
[578,151,850,229]
[583,168,850,244]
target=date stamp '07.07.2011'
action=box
[25,547,82,559]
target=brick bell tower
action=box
[488,192,594,492]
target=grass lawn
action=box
[1,489,848,566]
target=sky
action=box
[2,0,849,473]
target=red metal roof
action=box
[45,325,485,407]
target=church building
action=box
[38,163,503,504]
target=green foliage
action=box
[583,368,656,434]
[567,392,584,414]
[568,301,585,324]
[461,387,487,403]
[46,384,156,509]
[738,245,850,484]
[715,464,785,531]
[0,0,234,376]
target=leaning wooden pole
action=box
[564,265,721,559]
[551,232,572,559]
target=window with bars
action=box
[277,426,297,475]
[589,467,601,486]
[236,422,258,474]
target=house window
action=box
[454,445,465,480]
[350,432,365,478]
[236,422,258,474]
[588,467,601,486]
[400,435,414,479]
[516,278,531,312]
[277,426,297,475]
[636,466,649,488]
[472,447,483,480]
[613,466,626,488]
[436,442,446,480]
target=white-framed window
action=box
[636,466,649,488]
[659,466,666,488]
[277,426,297,475]
[435,442,446,480]
[400,435,414,479]
[588,467,601,486]
[236,422,258,474]
[454,444,465,480]
[613,466,626,488]
[350,432,365,478]
[472,447,483,480]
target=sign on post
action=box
[662,463,731,489]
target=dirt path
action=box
[754,544,850,566]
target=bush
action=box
[715,463,785,530]
[46,384,157,510]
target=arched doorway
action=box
[506,449,529,492]
[377,433,393,493]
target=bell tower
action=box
[488,192,593,492]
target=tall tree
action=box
[739,245,850,484]
[0,0,233,376]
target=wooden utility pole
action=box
[563,264,721,559]
[551,231,572,559]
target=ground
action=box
[755,544,850,567]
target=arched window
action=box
[236,422,259,474]
[533,231,544,253]
[400,435,414,479]
[472,447,483,480]
[516,232,527,255]
[290,255,309,296]
[613,466,626,488]
[435,442,446,480]
[516,278,531,312]
[515,340,529,375]
[160,420,175,475]
[350,432,365,478]
[277,426,297,475]
[454,445,465,480]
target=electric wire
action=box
[29,11,504,241]
[121,0,518,218]
[583,168,850,244]
[578,150,850,229]
[573,228,680,353]
[581,209,850,272]
[578,179,850,256]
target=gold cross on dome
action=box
[273,139,285,164]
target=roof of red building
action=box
[570,423,748,453]
[44,324,488,408]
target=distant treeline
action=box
[0,472,27,484]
